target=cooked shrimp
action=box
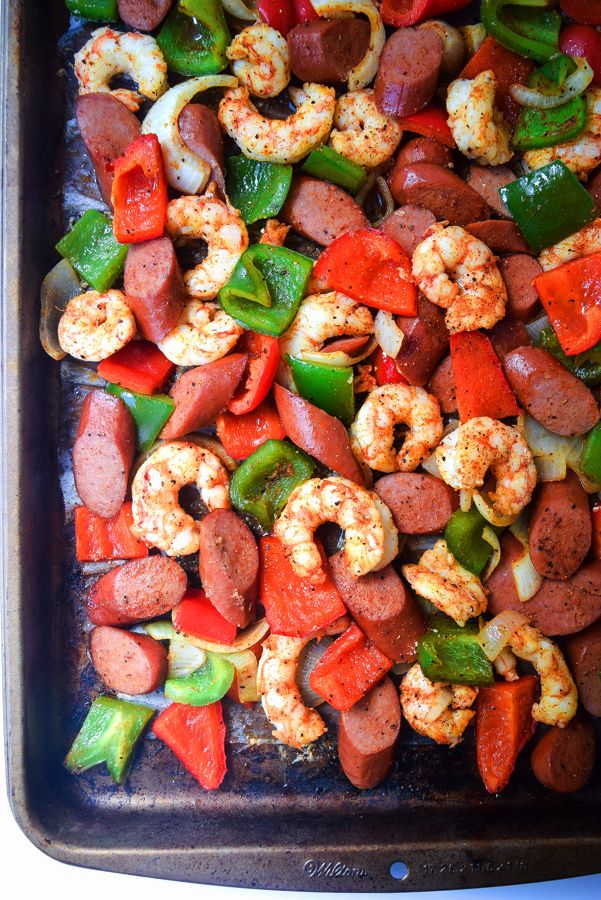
[412,224,507,333]
[226,23,290,99]
[279,292,374,364]
[523,88,601,179]
[400,664,478,747]
[274,476,391,584]
[58,290,136,362]
[436,417,536,519]
[329,89,402,168]
[218,83,336,164]
[402,539,488,626]
[539,218,601,270]
[74,27,168,112]
[259,219,290,246]
[446,69,513,166]
[509,624,578,728]
[166,185,248,299]
[493,647,519,682]
[158,299,243,366]
[131,441,230,556]
[351,383,443,473]
[257,634,326,749]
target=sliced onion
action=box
[459,488,473,513]
[422,685,454,723]
[421,452,441,478]
[168,635,207,678]
[180,616,270,653]
[299,335,376,368]
[40,259,82,360]
[520,413,601,492]
[374,310,404,359]
[508,516,543,602]
[142,75,238,194]
[371,176,395,227]
[355,171,376,207]
[525,312,550,345]
[142,620,177,641]
[419,20,466,79]
[493,646,519,682]
[220,649,259,703]
[460,22,486,58]
[477,610,528,661]
[372,495,400,570]
[535,452,566,482]
[310,0,385,91]
[221,0,257,20]
[406,534,438,554]
[481,526,501,581]
[297,638,333,708]
[473,490,518,527]
[510,57,594,108]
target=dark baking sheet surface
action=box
[2,0,600,891]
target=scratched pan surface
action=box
[2,0,600,891]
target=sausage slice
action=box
[466,220,531,254]
[396,137,454,169]
[528,473,592,579]
[178,104,226,196]
[338,677,401,789]
[380,205,436,257]
[531,716,596,793]
[566,621,601,717]
[388,162,490,227]
[374,472,458,535]
[375,27,443,118]
[73,391,136,519]
[199,509,259,628]
[466,164,515,218]
[117,0,173,31]
[394,294,449,386]
[124,235,187,343]
[287,19,371,85]
[87,556,188,626]
[428,355,458,414]
[281,176,368,246]
[499,254,542,322]
[488,318,530,363]
[90,625,167,694]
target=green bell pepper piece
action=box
[539,327,601,386]
[157,0,230,76]
[445,506,502,576]
[580,423,601,483]
[534,54,575,90]
[499,161,596,254]
[230,439,315,532]
[481,0,560,63]
[302,145,368,195]
[219,244,313,337]
[512,97,587,151]
[56,210,128,292]
[64,695,152,783]
[226,156,292,224]
[418,616,494,687]
[106,383,174,452]
[222,250,272,307]
[287,355,355,426]
[164,651,234,705]
[65,0,117,18]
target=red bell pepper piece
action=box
[311,229,417,316]
[476,675,539,794]
[257,0,296,35]
[461,37,534,126]
[97,340,175,395]
[561,0,601,26]
[173,589,237,645]
[227,331,279,415]
[398,105,456,149]
[592,505,601,559]
[450,331,519,421]
[111,133,168,244]
[152,701,227,790]
[259,536,347,638]
[309,622,392,711]
[534,251,601,356]
[292,0,318,22]
[560,25,601,86]
[216,397,285,460]
[381,0,470,28]
[75,502,148,562]
[373,347,406,386]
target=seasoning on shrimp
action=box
[400,663,478,747]
[226,23,290,99]
[58,290,136,362]
[446,69,513,167]
[329,89,402,168]
[524,88,601,179]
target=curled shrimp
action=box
[351,383,443,473]
[74,27,168,112]
[226,23,290,99]
[412,224,507,333]
[166,185,248,300]
[435,417,537,519]
[523,88,601,179]
[402,539,488,627]
[446,69,513,166]
[218,83,336,164]
[58,290,136,362]
[400,664,478,747]
[274,476,393,584]
[131,441,230,556]
[329,89,402,168]
[279,292,374,363]
[539,218,601,270]
[257,634,327,749]
[157,299,243,366]
[509,624,578,728]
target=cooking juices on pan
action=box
[47,0,601,795]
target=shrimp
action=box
[412,224,507,333]
[157,299,243,366]
[350,383,443,473]
[274,476,392,584]
[493,647,519,682]
[166,185,249,299]
[257,634,326,749]
[131,441,230,556]
[402,539,488,626]
[57,290,136,362]
[259,219,290,246]
[218,83,336,164]
[446,69,513,166]
[74,27,168,112]
[523,88,601,179]
[509,624,578,728]
[539,218,601,271]
[329,89,402,168]
[279,292,374,364]
[226,23,290,99]
[435,417,537,519]
[400,664,478,747]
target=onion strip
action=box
[473,490,518,527]
[481,526,501,581]
[40,259,81,360]
[510,57,593,109]
[179,616,269,653]
[477,610,528,661]
[299,335,376,368]
[221,0,257,20]
[509,516,543,602]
